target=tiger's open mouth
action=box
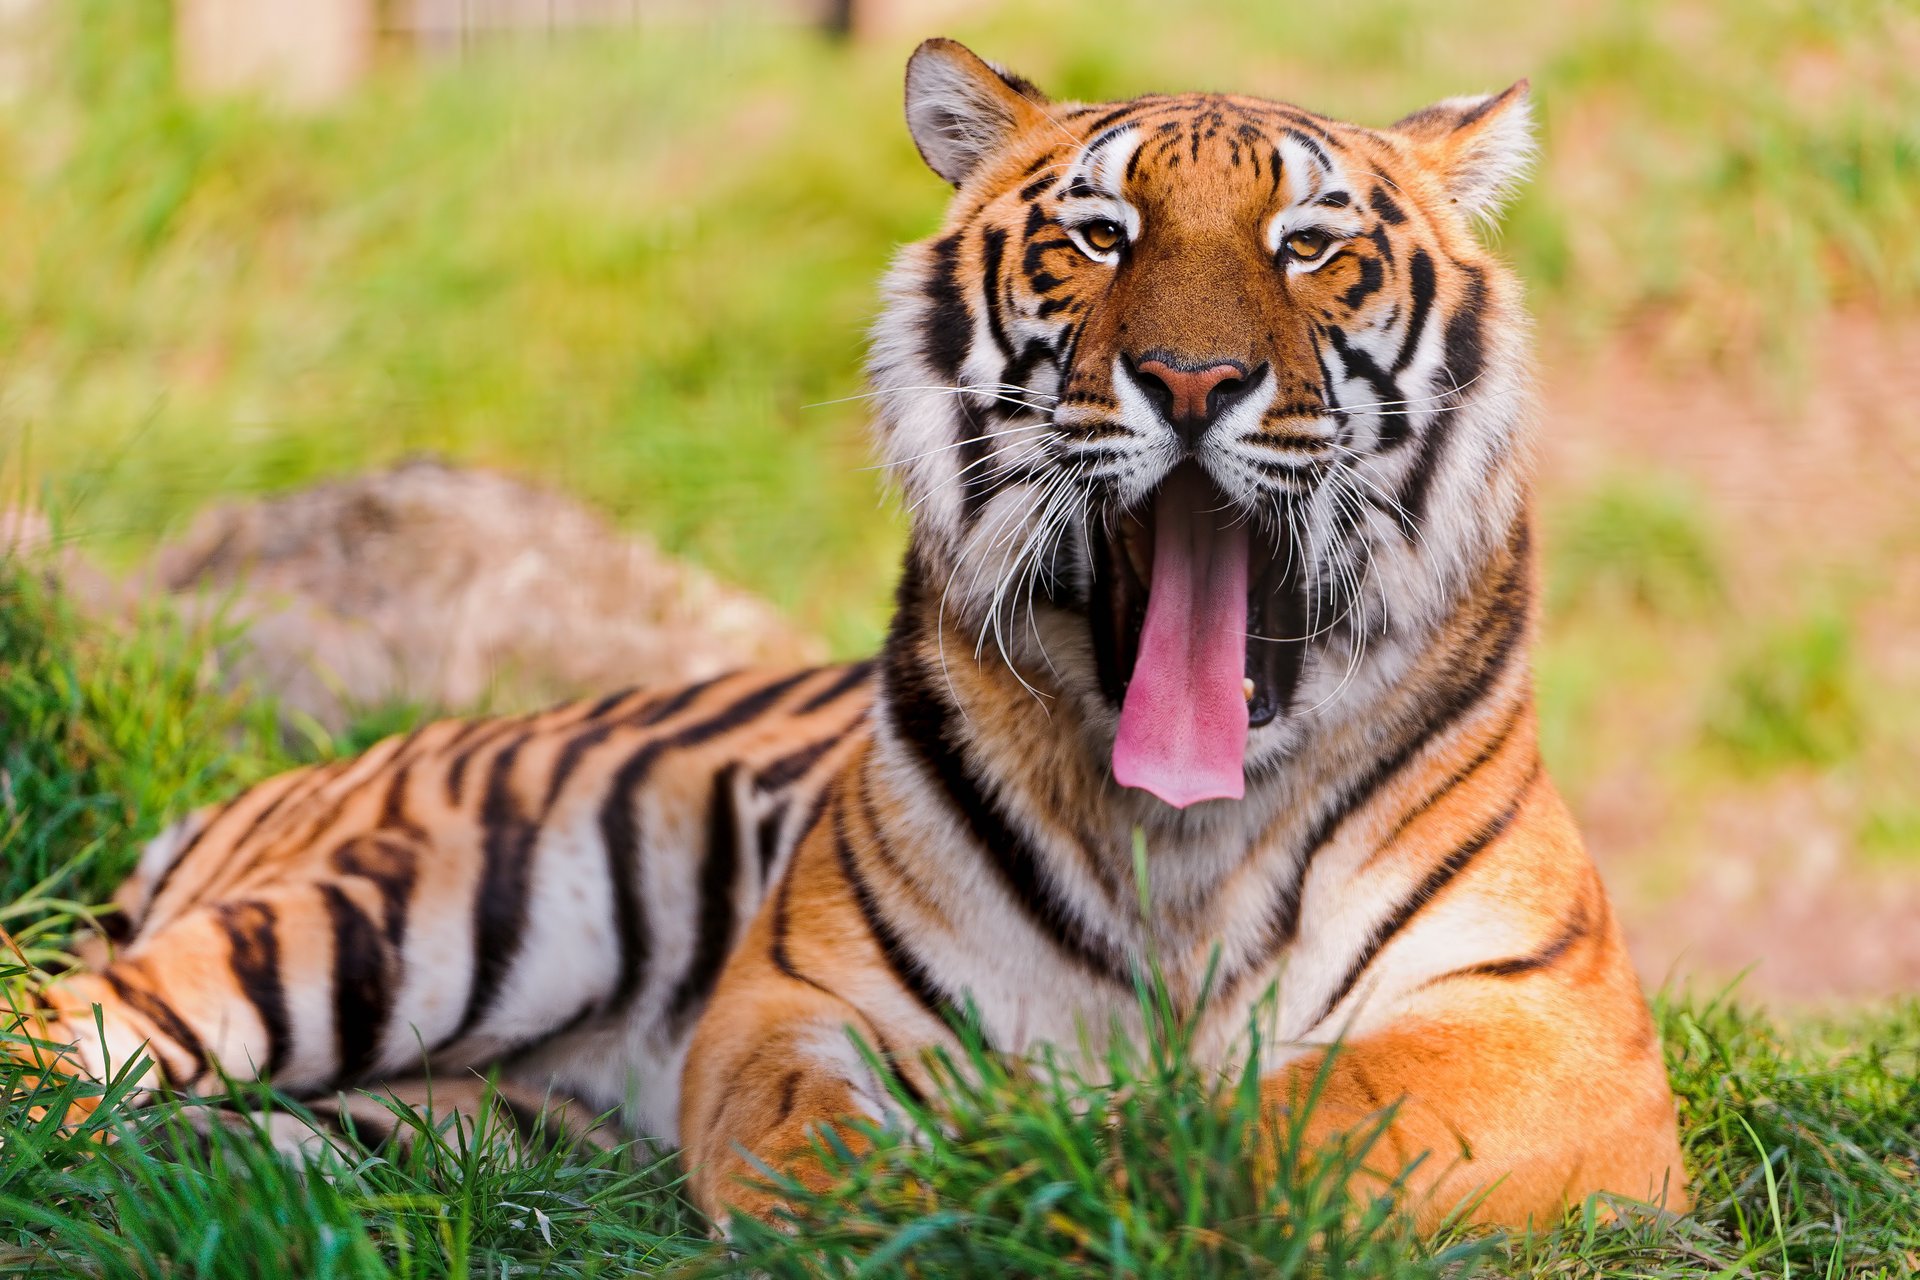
[1088,462,1306,807]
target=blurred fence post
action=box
[176,0,375,108]
[0,0,40,103]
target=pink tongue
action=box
[1112,468,1250,808]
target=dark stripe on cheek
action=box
[321,882,389,1084]
[980,228,1013,360]
[923,232,971,383]
[1393,248,1436,374]
[1441,264,1488,394]
[218,900,291,1076]
[1338,253,1385,310]
[1395,261,1487,531]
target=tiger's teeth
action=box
[1242,677,1256,702]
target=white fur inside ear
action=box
[1398,87,1536,223]
[905,45,1032,186]
[1452,92,1535,220]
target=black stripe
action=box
[542,671,738,811]
[754,721,858,794]
[1397,264,1489,530]
[320,883,389,1084]
[881,559,1129,985]
[831,800,956,1030]
[923,231,971,383]
[218,901,290,1077]
[871,1030,932,1111]
[665,767,746,1034]
[445,716,527,807]
[755,804,787,880]
[1368,186,1407,225]
[596,670,817,1012]
[1307,765,1538,1033]
[376,755,425,838]
[1437,898,1592,983]
[773,1069,803,1125]
[450,732,542,1045]
[1282,127,1333,171]
[1377,701,1523,851]
[583,686,643,720]
[1079,103,1142,136]
[1247,523,1533,962]
[1324,327,1403,417]
[330,833,419,949]
[1338,253,1385,310]
[146,751,341,923]
[794,661,875,714]
[979,227,1013,360]
[139,798,243,926]
[1440,264,1488,392]
[102,969,207,1085]
[1393,249,1436,374]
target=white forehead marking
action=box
[1061,126,1144,240]
[1263,135,1361,255]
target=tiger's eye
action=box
[1081,219,1125,254]
[1284,229,1331,261]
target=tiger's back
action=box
[40,664,872,1141]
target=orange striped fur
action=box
[16,40,1685,1234]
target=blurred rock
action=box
[140,458,823,731]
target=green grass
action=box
[3,551,1917,1276]
[1705,610,1866,776]
[1547,474,1724,622]
[5,0,1917,649]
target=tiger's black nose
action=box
[1125,355,1262,448]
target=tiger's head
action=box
[872,39,1537,811]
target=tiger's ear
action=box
[1388,81,1535,222]
[905,38,1050,187]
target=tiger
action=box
[11,38,1687,1232]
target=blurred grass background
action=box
[2,0,1919,988]
[4,0,1916,648]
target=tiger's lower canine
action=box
[18,40,1687,1229]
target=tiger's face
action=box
[872,40,1537,810]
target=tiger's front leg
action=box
[1255,977,1689,1230]
[678,820,924,1224]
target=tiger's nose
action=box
[1125,356,1261,447]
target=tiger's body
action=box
[40,667,871,1144]
[19,40,1687,1231]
